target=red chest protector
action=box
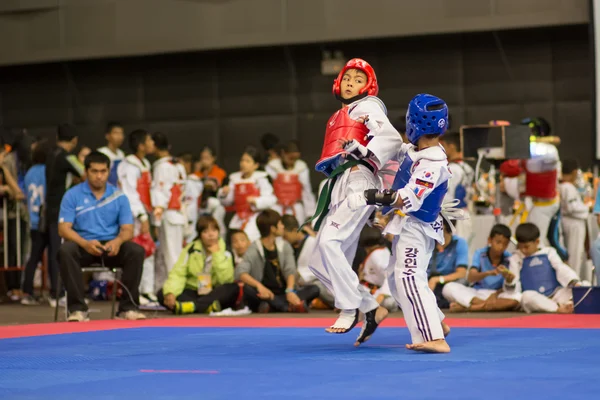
[137,171,152,212]
[524,168,557,199]
[315,107,370,177]
[273,173,302,207]
[168,183,184,210]
[234,182,260,220]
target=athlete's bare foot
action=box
[442,321,451,338]
[449,302,467,313]
[557,303,574,314]
[406,339,451,353]
[354,306,389,346]
[326,309,362,333]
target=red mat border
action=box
[0,314,599,340]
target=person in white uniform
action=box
[151,132,187,273]
[358,93,458,353]
[559,160,590,279]
[179,153,204,245]
[117,129,157,301]
[503,223,581,313]
[305,58,402,346]
[266,141,316,226]
[98,121,125,187]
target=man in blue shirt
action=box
[426,219,469,308]
[58,151,145,322]
[20,141,48,304]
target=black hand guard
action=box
[364,189,398,206]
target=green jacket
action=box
[162,238,234,297]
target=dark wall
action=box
[0,24,593,188]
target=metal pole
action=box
[16,201,21,267]
[3,197,7,268]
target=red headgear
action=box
[332,58,379,98]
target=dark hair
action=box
[11,130,35,173]
[515,223,540,243]
[260,133,279,152]
[442,218,453,233]
[489,224,511,240]
[440,132,461,151]
[256,209,282,238]
[128,129,149,152]
[196,215,220,237]
[228,228,249,242]
[561,159,580,175]
[57,124,77,142]
[242,146,260,164]
[152,132,169,151]
[281,140,300,154]
[200,146,216,158]
[359,226,386,248]
[106,121,122,134]
[179,152,196,164]
[282,214,300,231]
[31,139,48,165]
[84,151,110,170]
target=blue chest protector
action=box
[108,159,122,187]
[455,184,467,208]
[520,254,561,296]
[473,250,508,290]
[383,153,447,223]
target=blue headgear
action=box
[405,94,449,145]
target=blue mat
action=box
[0,327,598,400]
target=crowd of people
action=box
[0,59,597,347]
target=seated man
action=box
[427,219,469,309]
[58,151,145,322]
[443,224,520,312]
[236,209,320,313]
[281,214,334,309]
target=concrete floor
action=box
[0,300,524,326]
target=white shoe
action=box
[67,311,90,322]
[117,310,146,320]
[48,296,67,308]
[20,295,40,306]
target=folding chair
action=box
[54,261,122,322]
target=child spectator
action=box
[559,159,590,278]
[358,227,396,312]
[504,223,581,313]
[157,215,240,314]
[218,146,276,242]
[97,121,125,187]
[235,209,319,313]
[195,146,226,188]
[443,224,520,312]
[179,153,204,245]
[281,214,334,309]
[427,219,469,308]
[229,229,251,266]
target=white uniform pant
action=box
[308,199,379,313]
[229,213,260,243]
[159,220,184,273]
[521,287,572,313]
[527,200,559,247]
[442,282,522,308]
[272,203,306,227]
[561,217,586,279]
[387,225,445,344]
[133,220,155,295]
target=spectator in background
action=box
[1,129,31,300]
[21,140,49,305]
[266,141,316,226]
[260,132,280,164]
[77,146,91,165]
[117,129,156,303]
[559,160,590,279]
[98,121,125,187]
[503,223,581,314]
[179,153,204,245]
[218,146,277,242]
[281,214,334,309]
[195,146,226,188]
[236,209,319,313]
[158,215,240,314]
[151,132,187,273]
[58,151,145,321]
[229,229,251,266]
[45,124,84,305]
[440,132,475,242]
[427,219,469,309]
[443,224,520,312]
